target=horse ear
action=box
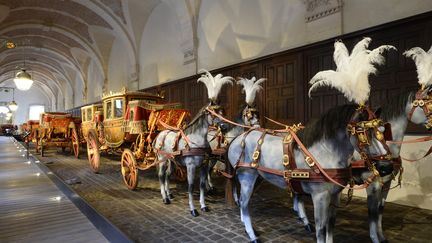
[374,107,382,118]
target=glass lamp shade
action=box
[14,70,33,91]
[8,101,18,111]
[6,112,12,117]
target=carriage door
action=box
[104,98,125,147]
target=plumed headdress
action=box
[309,37,396,105]
[237,77,266,106]
[197,69,233,102]
[403,45,432,89]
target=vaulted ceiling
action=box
[0,0,164,108]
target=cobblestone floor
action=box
[30,146,432,243]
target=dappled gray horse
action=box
[154,104,225,216]
[227,104,391,243]
[206,105,260,192]
[354,88,432,243]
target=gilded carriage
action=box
[24,120,40,147]
[80,104,103,142]
[37,112,80,157]
[120,100,189,189]
[85,88,167,172]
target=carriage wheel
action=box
[121,149,138,190]
[35,137,40,153]
[71,127,80,158]
[40,142,44,157]
[87,132,100,173]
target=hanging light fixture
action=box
[14,69,33,91]
[7,88,18,111]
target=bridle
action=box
[347,106,394,180]
[242,106,259,126]
[408,88,432,129]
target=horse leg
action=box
[165,160,173,200]
[326,192,340,242]
[237,169,259,242]
[294,194,315,233]
[158,161,170,204]
[311,191,331,243]
[200,163,210,212]
[206,158,217,194]
[377,179,391,243]
[187,163,199,217]
[367,181,383,243]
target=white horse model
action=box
[227,104,391,242]
[207,77,265,193]
[154,70,233,216]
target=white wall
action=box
[139,1,193,89]
[87,60,104,102]
[107,37,131,93]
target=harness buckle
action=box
[291,171,309,178]
[305,156,315,167]
[252,150,260,160]
[250,161,258,168]
[283,134,293,144]
[282,154,290,166]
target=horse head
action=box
[206,101,229,133]
[407,86,432,130]
[347,106,393,175]
[242,105,260,127]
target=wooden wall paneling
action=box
[303,45,342,122]
[262,54,299,128]
[186,77,207,116]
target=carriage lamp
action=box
[8,100,18,111]
[14,69,33,91]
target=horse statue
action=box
[351,46,432,243]
[293,45,432,243]
[153,70,232,217]
[206,77,265,193]
[227,37,395,242]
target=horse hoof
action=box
[190,209,199,217]
[250,239,261,243]
[245,229,260,237]
[162,198,171,204]
[305,224,315,233]
[201,206,210,212]
[380,241,389,243]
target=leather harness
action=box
[234,106,398,195]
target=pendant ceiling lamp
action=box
[14,69,33,91]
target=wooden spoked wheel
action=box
[35,137,40,153]
[87,131,100,173]
[40,141,44,157]
[71,127,80,158]
[121,149,138,190]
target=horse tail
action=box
[172,160,187,182]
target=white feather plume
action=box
[197,69,233,101]
[403,45,432,88]
[237,77,266,105]
[309,37,396,105]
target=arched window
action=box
[29,105,45,120]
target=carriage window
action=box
[114,99,123,118]
[81,110,86,122]
[86,108,92,121]
[106,101,113,119]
